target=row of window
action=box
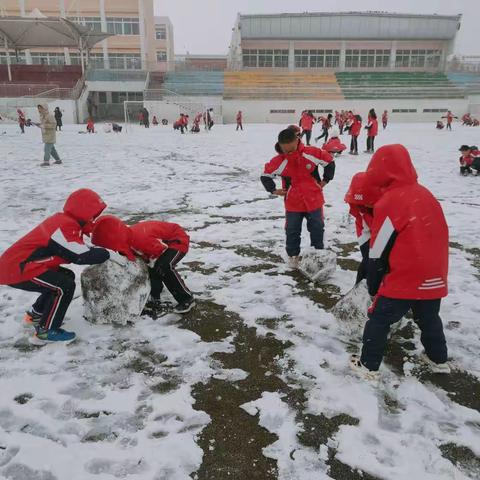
[243,49,289,68]
[155,25,167,40]
[96,91,144,104]
[243,49,443,68]
[69,16,140,35]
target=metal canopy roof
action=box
[0,16,113,50]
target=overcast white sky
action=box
[155,0,478,56]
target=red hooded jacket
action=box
[0,189,107,285]
[367,118,378,137]
[365,145,449,299]
[323,137,347,153]
[345,172,382,246]
[300,113,315,131]
[350,117,362,136]
[262,142,334,212]
[92,216,190,262]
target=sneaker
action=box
[287,256,300,269]
[173,298,196,314]
[40,162,50,167]
[420,353,451,374]
[29,327,76,346]
[472,170,479,176]
[54,160,62,164]
[24,310,42,326]
[350,355,380,381]
[352,152,359,156]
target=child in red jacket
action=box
[458,145,480,175]
[299,110,316,146]
[92,215,195,313]
[0,189,110,344]
[365,109,378,153]
[261,128,335,268]
[322,126,347,155]
[347,114,362,155]
[351,144,450,378]
[344,172,382,284]
[86,118,95,133]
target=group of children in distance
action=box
[0,190,195,345]
[173,109,216,134]
[261,123,450,378]
[299,109,384,155]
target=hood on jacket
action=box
[63,189,107,224]
[91,215,136,261]
[345,172,382,206]
[365,144,418,190]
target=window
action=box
[270,109,295,113]
[392,108,417,113]
[156,50,167,62]
[108,53,141,70]
[111,91,144,104]
[0,52,26,64]
[395,50,441,68]
[346,49,390,69]
[423,108,448,113]
[98,92,107,104]
[71,53,105,68]
[294,49,340,68]
[312,109,333,114]
[243,49,288,68]
[69,16,102,32]
[155,25,167,40]
[106,17,139,36]
[31,52,65,65]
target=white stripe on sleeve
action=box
[51,228,89,255]
[369,217,395,259]
[303,153,328,167]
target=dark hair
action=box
[278,128,298,144]
[355,114,362,122]
[369,111,377,120]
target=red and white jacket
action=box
[261,141,334,212]
[323,137,347,154]
[0,189,108,285]
[300,113,315,131]
[349,117,362,136]
[364,144,449,299]
[366,118,378,137]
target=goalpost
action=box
[123,100,145,133]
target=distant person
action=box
[54,107,63,132]
[17,109,26,134]
[364,109,378,153]
[315,113,332,143]
[37,105,62,166]
[382,110,388,129]
[87,118,95,134]
[141,107,150,128]
[441,110,457,131]
[436,120,444,130]
[236,110,243,131]
[299,110,316,146]
[152,115,159,126]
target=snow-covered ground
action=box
[0,121,479,480]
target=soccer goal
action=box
[123,101,145,132]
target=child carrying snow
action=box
[92,215,195,314]
[261,128,335,268]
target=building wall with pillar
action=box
[1,0,173,71]
[227,12,461,73]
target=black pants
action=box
[149,249,193,303]
[361,297,448,371]
[350,135,358,153]
[20,123,25,133]
[285,209,324,257]
[315,127,328,143]
[366,136,375,151]
[383,121,387,129]
[236,122,243,131]
[10,268,76,331]
[446,123,452,131]
[301,129,312,145]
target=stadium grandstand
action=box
[1,7,480,124]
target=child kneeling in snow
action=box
[323,126,347,156]
[459,145,480,176]
[92,215,195,314]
